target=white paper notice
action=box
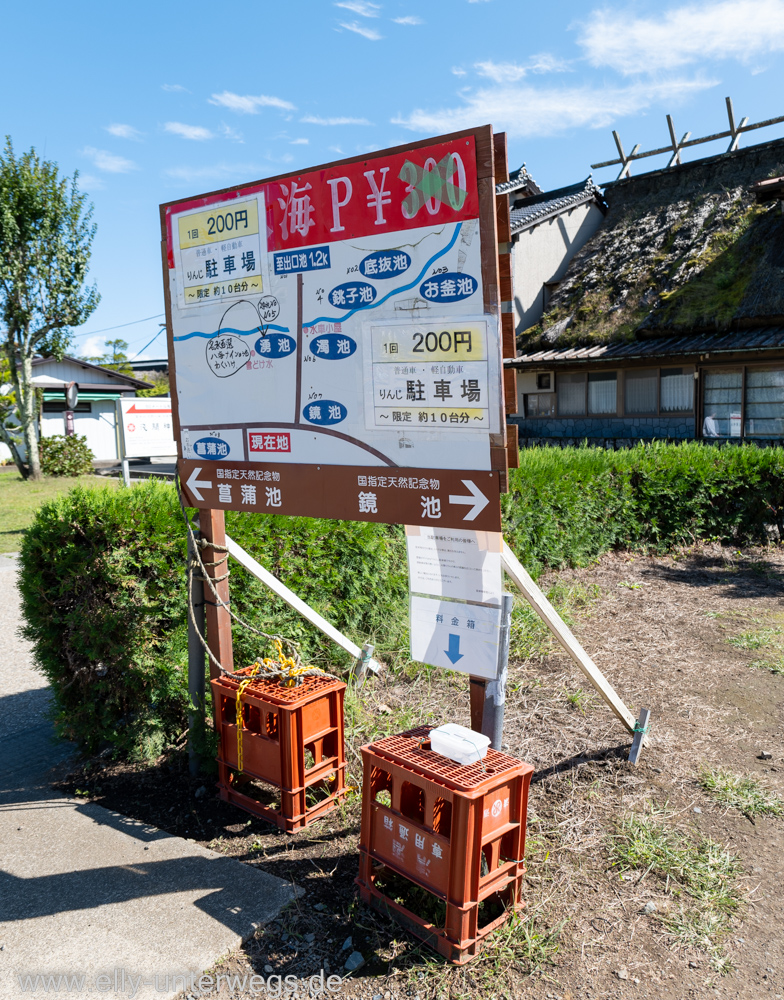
[409,595,502,680]
[405,527,502,605]
[119,398,176,459]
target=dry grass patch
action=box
[610,809,743,971]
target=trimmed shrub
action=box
[19,482,189,758]
[39,433,94,476]
[18,442,784,759]
[503,441,784,576]
[18,480,409,758]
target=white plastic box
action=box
[429,723,490,765]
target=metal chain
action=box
[175,472,299,661]
[176,471,335,681]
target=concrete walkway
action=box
[0,554,297,999]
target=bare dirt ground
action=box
[58,545,784,1000]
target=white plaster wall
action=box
[512,202,605,335]
[41,402,118,461]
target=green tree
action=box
[81,337,134,377]
[137,370,169,397]
[0,355,26,470]
[0,137,99,480]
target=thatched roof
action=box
[518,136,784,354]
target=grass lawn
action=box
[0,467,118,553]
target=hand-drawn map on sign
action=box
[163,128,505,528]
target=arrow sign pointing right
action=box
[444,633,463,664]
[448,479,490,521]
[186,466,213,503]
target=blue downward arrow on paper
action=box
[445,634,463,664]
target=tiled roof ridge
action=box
[510,177,606,235]
[496,163,543,197]
[508,326,784,364]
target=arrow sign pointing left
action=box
[448,479,490,521]
[186,466,213,503]
[126,403,171,415]
[444,633,463,664]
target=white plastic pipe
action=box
[224,533,381,673]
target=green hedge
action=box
[18,442,784,758]
[18,480,408,759]
[503,441,784,577]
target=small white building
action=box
[508,177,607,337]
[32,356,152,462]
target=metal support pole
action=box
[480,593,514,751]
[187,530,206,776]
[121,458,131,487]
[351,641,377,680]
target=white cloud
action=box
[475,61,527,83]
[81,335,109,357]
[164,121,213,141]
[329,146,345,155]
[161,83,189,93]
[221,124,244,142]
[393,15,422,24]
[340,20,383,39]
[209,91,296,114]
[291,138,309,144]
[451,66,467,76]
[165,152,296,184]
[82,147,138,173]
[475,53,570,83]
[578,0,784,75]
[75,174,104,191]
[393,75,717,138]
[301,115,374,125]
[105,123,143,141]
[335,0,381,14]
[528,52,571,74]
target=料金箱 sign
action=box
[409,595,502,680]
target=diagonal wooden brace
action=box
[501,541,637,734]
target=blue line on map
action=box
[172,324,290,342]
[302,222,462,327]
[172,221,463,343]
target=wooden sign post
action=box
[161,125,646,762]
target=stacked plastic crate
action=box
[211,666,348,833]
[356,725,534,963]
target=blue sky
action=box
[5,0,784,360]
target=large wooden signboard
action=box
[161,127,505,531]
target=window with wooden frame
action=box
[660,368,694,412]
[625,369,658,414]
[556,372,586,414]
[702,365,784,440]
[42,401,92,413]
[554,371,618,416]
[625,367,694,415]
[588,371,617,414]
[525,392,556,417]
[745,368,784,438]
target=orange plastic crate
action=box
[211,667,348,833]
[356,725,534,964]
